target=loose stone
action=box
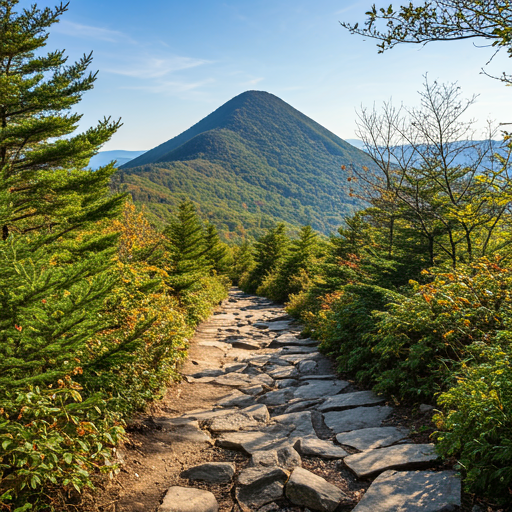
[236,467,290,511]
[286,467,345,512]
[159,486,218,512]
[298,360,317,374]
[297,436,348,459]
[250,445,302,470]
[181,462,236,483]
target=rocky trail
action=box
[109,289,462,512]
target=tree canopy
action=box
[341,1,512,82]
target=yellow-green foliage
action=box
[435,341,512,504]
[0,203,229,511]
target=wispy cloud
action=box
[240,77,264,86]
[123,78,216,95]
[106,56,211,79]
[335,3,360,16]
[54,20,134,43]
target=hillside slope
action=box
[116,91,375,239]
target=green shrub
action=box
[435,340,512,504]
[0,381,124,511]
[371,258,512,400]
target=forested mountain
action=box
[115,91,376,239]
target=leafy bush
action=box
[435,340,512,504]
[0,381,124,511]
[371,258,512,400]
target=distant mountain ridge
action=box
[89,150,146,170]
[116,91,377,239]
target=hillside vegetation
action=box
[116,91,376,239]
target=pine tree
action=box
[244,223,289,292]
[0,0,123,241]
[163,200,208,291]
[203,222,229,273]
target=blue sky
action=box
[28,0,511,150]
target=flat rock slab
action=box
[293,380,349,400]
[216,390,255,408]
[186,369,224,379]
[249,355,273,366]
[223,363,248,373]
[277,379,299,389]
[197,341,230,351]
[286,467,345,512]
[181,462,236,483]
[298,436,348,459]
[154,418,213,447]
[231,340,261,350]
[242,404,270,422]
[268,366,299,379]
[281,353,320,364]
[272,411,317,439]
[208,413,260,433]
[267,321,294,331]
[213,373,273,388]
[159,486,218,512]
[336,427,409,451]
[323,406,393,434]
[284,399,322,413]
[318,391,385,413]
[236,467,289,511]
[352,470,461,512]
[344,443,438,478]
[258,389,294,406]
[216,424,294,454]
[181,408,236,421]
[273,333,317,346]
[242,385,264,396]
[299,374,337,381]
[280,346,319,354]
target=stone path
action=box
[156,289,461,512]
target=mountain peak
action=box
[117,91,374,238]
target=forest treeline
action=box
[234,79,512,505]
